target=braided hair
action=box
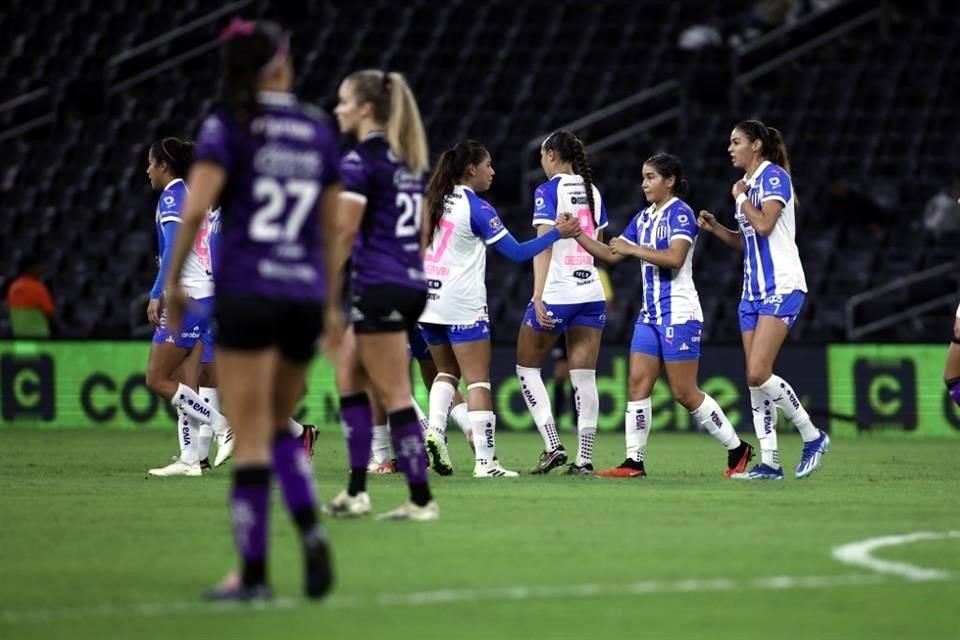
[543,129,595,218]
[218,19,289,130]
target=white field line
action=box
[832,530,960,580]
[1,531,957,626]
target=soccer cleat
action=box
[375,500,439,522]
[597,460,646,478]
[370,460,397,475]
[730,463,784,480]
[473,461,520,478]
[322,490,372,518]
[796,430,831,479]
[203,572,272,602]
[214,429,235,467]
[424,429,454,476]
[724,442,755,478]
[565,463,595,476]
[300,424,318,458]
[148,459,202,477]
[529,447,568,474]
[303,526,334,599]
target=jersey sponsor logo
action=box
[535,196,545,209]
[163,195,175,205]
[570,195,589,205]
[768,175,781,187]
[251,115,316,141]
[564,255,593,266]
[425,264,450,277]
[426,279,443,290]
[573,269,591,280]
[393,167,423,191]
[489,216,503,230]
[676,214,689,224]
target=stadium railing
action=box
[844,261,960,340]
[519,79,687,204]
[0,88,54,144]
[105,0,255,94]
[729,0,887,113]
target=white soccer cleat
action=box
[321,490,372,518]
[214,429,235,467]
[375,500,439,521]
[148,459,202,477]
[472,461,519,478]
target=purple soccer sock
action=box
[339,393,373,495]
[273,432,319,536]
[388,406,432,506]
[948,378,960,408]
[231,466,271,587]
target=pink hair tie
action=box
[220,17,256,42]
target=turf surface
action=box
[1,428,958,639]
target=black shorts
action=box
[214,294,323,364]
[351,285,426,334]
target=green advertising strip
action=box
[828,344,960,437]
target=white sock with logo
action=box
[172,383,227,432]
[428,377,456,437]
[757,375,819,442]
[570,369,598,466]
[469,410,496,467]
[177,412,200,465]
[516,366,562,452]
[625,399,651,463]
[692,393,741,449]
[749,387,780,468]
[197,386,219,459]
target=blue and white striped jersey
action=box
[620,197,703,325]
[735,161,807,301]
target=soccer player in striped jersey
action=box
[697,120,829,480]
[144,138,234,477]
[418,140,580,478]
[323,69,439,520]
[517,130,607,475]
[165,19,338,601]
[573,153,754,477]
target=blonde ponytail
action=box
[386,72,429,175]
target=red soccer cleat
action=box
[597,461,647,478]
[723,442,754,478]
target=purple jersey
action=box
[339,133,427,292]
[194,91,340,301]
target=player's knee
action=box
[144,368,164,394]
[673,386,702,411]
[628,374,653,400]
[745,365,771,388]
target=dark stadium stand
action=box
[1,0,956,341]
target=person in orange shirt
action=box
[7,258,54,317]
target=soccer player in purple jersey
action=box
[164,19,338,602]
[418,141,580,478]
[573,153,755,478]
[698,120,829,480]
[143,138,234,477]
[945,303,960,409]
[323,69,439,520]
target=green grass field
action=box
[1,428,959,640]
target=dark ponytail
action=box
[734,119,792,174]
[424,140,488,236]
[543,129,595,218]
[644,152,689,197]
[150,137,195,178]
[219,19,289,130]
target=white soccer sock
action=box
[570,369,598,466]
[516,365,562,452]
[177,412,200,465]
[758,375,819,442]
[749,386,780,468]
[625,399,651,463]
[371,424,390,464]
[411,395,429,433]
[469,410,496,466]
[428,376,456,436]
[450,402,471,441]
[288,418,305,438]
[692,393,741,450]
[197,387,218,459]
[173,383,227,432]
